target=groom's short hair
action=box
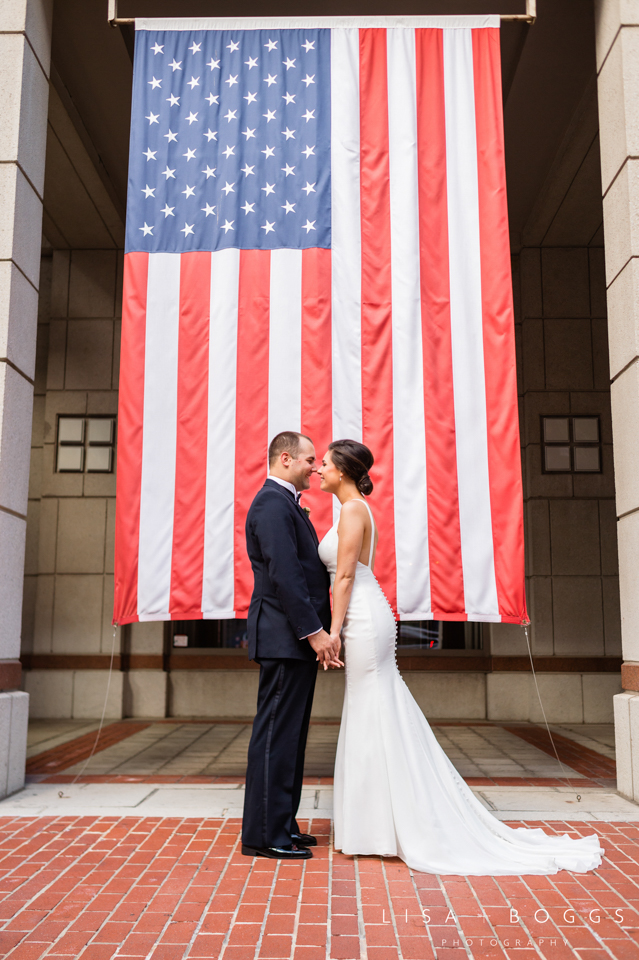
[268,431,311,466]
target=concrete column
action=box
[0,0,51,798]
[596,0,639,800]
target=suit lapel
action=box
[263,480,319,546]
[298,502,319,545]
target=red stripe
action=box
[301,248,333,540]
[472,28,527,623]
[415,29,466,619]
[233,250,271,617]
[359,28,397,614]
[169,252,211,619]
[113,252,148,625]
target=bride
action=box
[316,439,604,876]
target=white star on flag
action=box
[162,166,175,179]
[181,222,194,236]
[186,112,198,124]
[143,148,156,161]
[302,109,315,122]
[164,130,178,142]
[262,220,275,233]
[302,181,316,195]
[244,92,257,104]
[227,40,240,52]
[224,109,237,121]
[225,75,238,87]
[167,94,179,106]
[206,94,219,105]
[264,74,277,86]
[202,166,216,178]
[222,145,235,158]
[262,146,275,158]
[151,42,163,54]
[242,127,256,140]
[262,182,275,196]
[264,39,277,51]
[182,185,196,198]
[207,58,220,70]
[183,148,196,161]
[146,112,159,124]
[282,127,295,139]
[282,201,295,213]
[141,185,155,198]
[241,164,255,177]
[302,145,315,158]
[222,181,235,195]
[302,74,315,86]
[221,219,234,232]
[302,219,316,233]
[202,203,216,216]
[204,129,217,142]
[283,57,296,69]
[282,164,295,176]
[245,56,258,69]
[169,59,182,71]
[263,109,276,122]
[283,93,296,104]
[161,204,175,217]
[139,223,153,235]
[148,77,162,89]
[241,201,255,214]
[302,39,315,52]
[189,41,201,54]
[188,76,200,89]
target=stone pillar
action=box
[0,0,51,798]
[596,0,639,800]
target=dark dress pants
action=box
[242,657,317,849]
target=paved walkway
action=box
[2,719,638,959]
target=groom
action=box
[241,431,341,860]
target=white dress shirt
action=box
[267,474,299,500]
[266,474,321,640]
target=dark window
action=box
[172,620,248,648]
[171,619,482,651]
[397,621,482,650]
[541,416,601,473]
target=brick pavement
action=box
[1,814,639,960]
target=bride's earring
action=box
[339,475,342,482]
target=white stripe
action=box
[137,253,180,619]
[387,28,431,620]
[331,28,362,445]
[202,249,239,618]
[268,249,302,440]
[443,29,499,619]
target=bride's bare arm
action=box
[330,501,367,643]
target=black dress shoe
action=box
[291,832,317,846]
[241,843,313,859]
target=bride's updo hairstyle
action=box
[328,440,374,496]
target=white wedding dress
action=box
[318,499,604,875]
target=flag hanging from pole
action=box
[113,16,527,626]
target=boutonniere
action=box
[302,506,311,518]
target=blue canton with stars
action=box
[126,29,331,253]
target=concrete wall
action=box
[490,245,622,662]
[23,250,122,668]
[0,0,52,798]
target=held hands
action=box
[308,629,344,670]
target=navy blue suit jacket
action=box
[245,479,331,661]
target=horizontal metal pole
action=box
[108,0,536,27]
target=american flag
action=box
[114,16,528,627]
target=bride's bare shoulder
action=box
[338,499,371,525]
